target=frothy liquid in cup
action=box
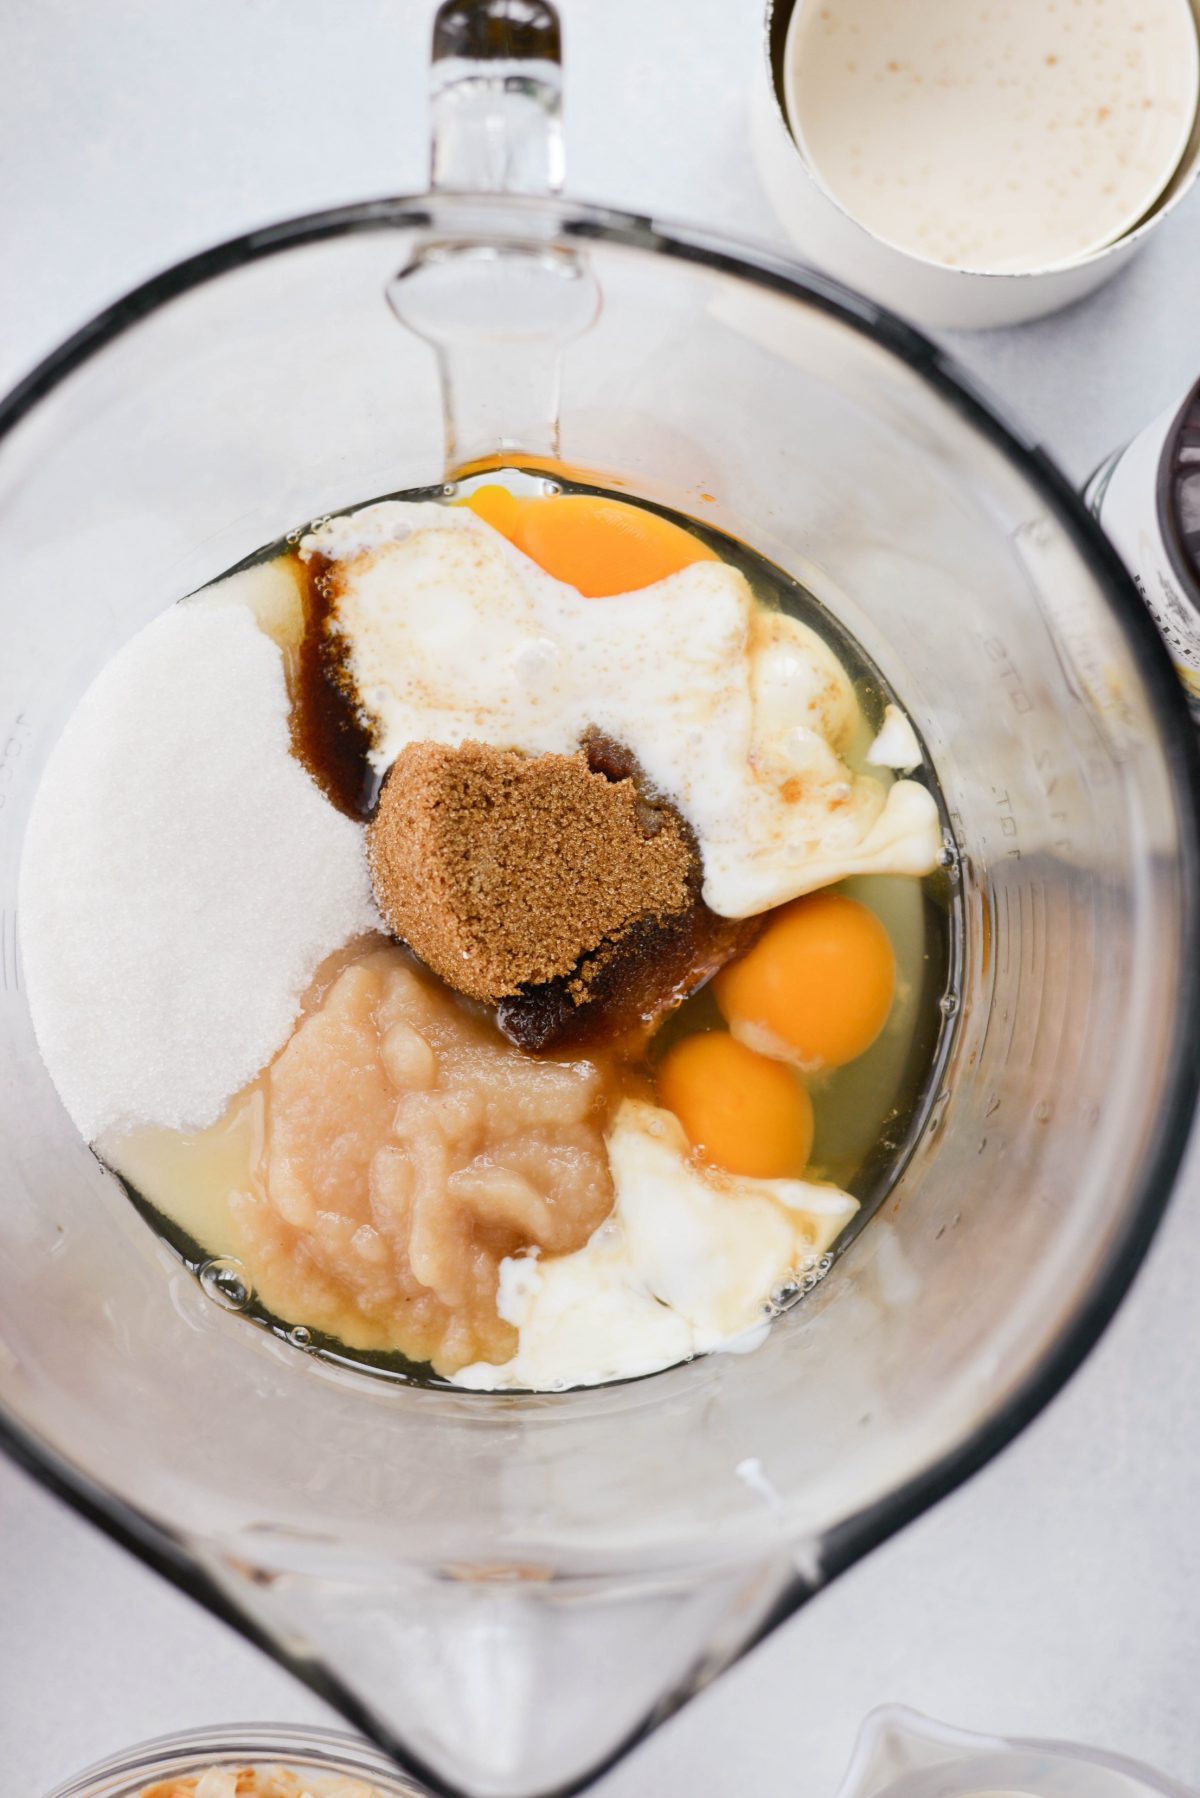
[784,0,1199,274]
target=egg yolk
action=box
[656,1031,814,1180]
[461,487,717,597]
[460,482,522,539]
[715,891,896,1072]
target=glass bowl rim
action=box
[45,1722,424,1798]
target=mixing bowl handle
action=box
[429,0,565,195]
[388,0,597,471]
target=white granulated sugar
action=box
[19,601,379,1141]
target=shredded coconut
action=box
[141,1768,382,1798]
[19,602,378,1140]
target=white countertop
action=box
[4,2,1200,1794]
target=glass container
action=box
[835,1707,1197,1798]
[47,1725,424,1798]
[1,5,1197,1796]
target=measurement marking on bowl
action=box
[0,909,14,993]
[0,711,31,816]
[734,1456,786,1514]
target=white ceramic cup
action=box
[752,0,1200,330]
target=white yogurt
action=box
[784,0,1199,274]
[452,1101,858,1390]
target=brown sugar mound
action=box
[367,739,696,1005]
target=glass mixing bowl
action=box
[2,5,1197,1797]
